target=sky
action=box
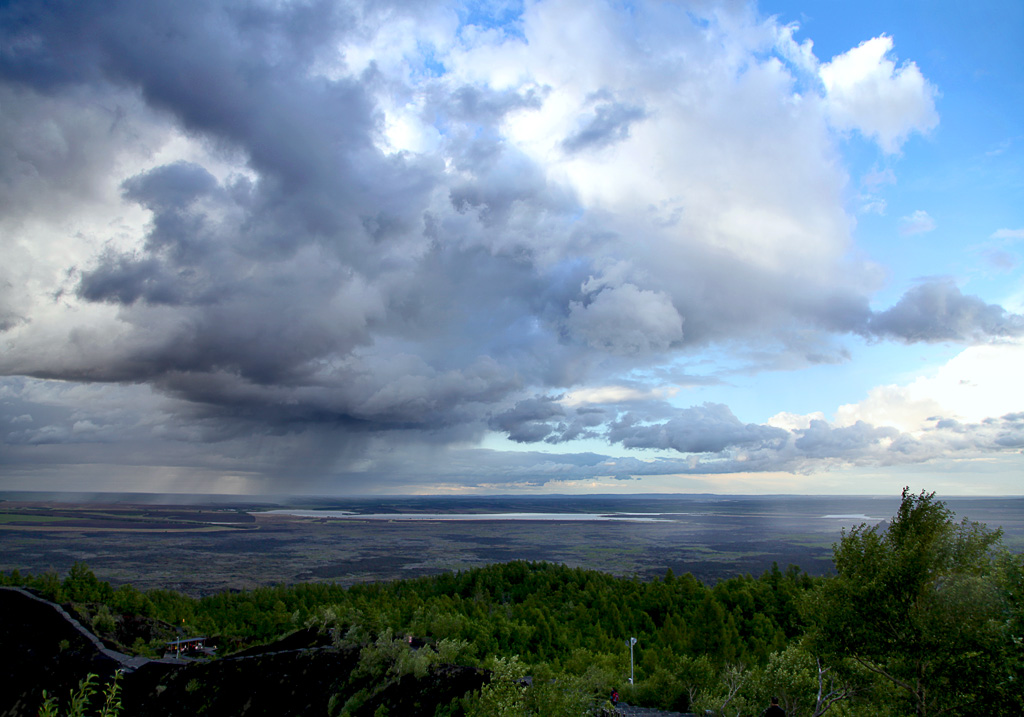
[0,0,1021,497]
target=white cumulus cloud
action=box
[820,35,939,154]
[836,341,1024,431]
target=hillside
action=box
[0,587,485,717]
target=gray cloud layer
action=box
[1,0,1021,491]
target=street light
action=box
[628,637,637,684]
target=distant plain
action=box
[1,493,1021,596]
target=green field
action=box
[0,513,62,524]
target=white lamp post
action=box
[628,637,637,684]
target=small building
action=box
[165,636,214,658]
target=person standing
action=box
[762,696,785,716]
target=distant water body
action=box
[1,492,1019,541]
[259,507,896,525]
[262,510,670,522]
[252,495,1024,542]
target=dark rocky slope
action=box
[0,588,485,716]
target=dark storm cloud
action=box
[549,406,609,444]
[865,280,1024,342]
[488,396,610,444]
[448,147,554,224]
[0,301,23,333]
[489,396,566,443]
[447,84,547,125]
[490,398,789,455]
[77,252,186,306]
[75,162,228,307]
[562,100,647,153]
[608,403,788,453]
[795,279,1023,345]
[0,1,453,397]
[1,0,401,254]
[793,420,902,459]
[122,161,219,213]
[990,412,1024,448]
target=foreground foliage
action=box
[38,672,122,717]
[6,488,1022,716]
[803,489,1021,716]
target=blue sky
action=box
[0,0,1021,496]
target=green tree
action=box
[804,488,1010,716]
[745,645,863,717]
[691,662,748,717]
[691,593,728,661]
[466,655,529,717]
[674,654,717,710]
[63,563,112,603]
